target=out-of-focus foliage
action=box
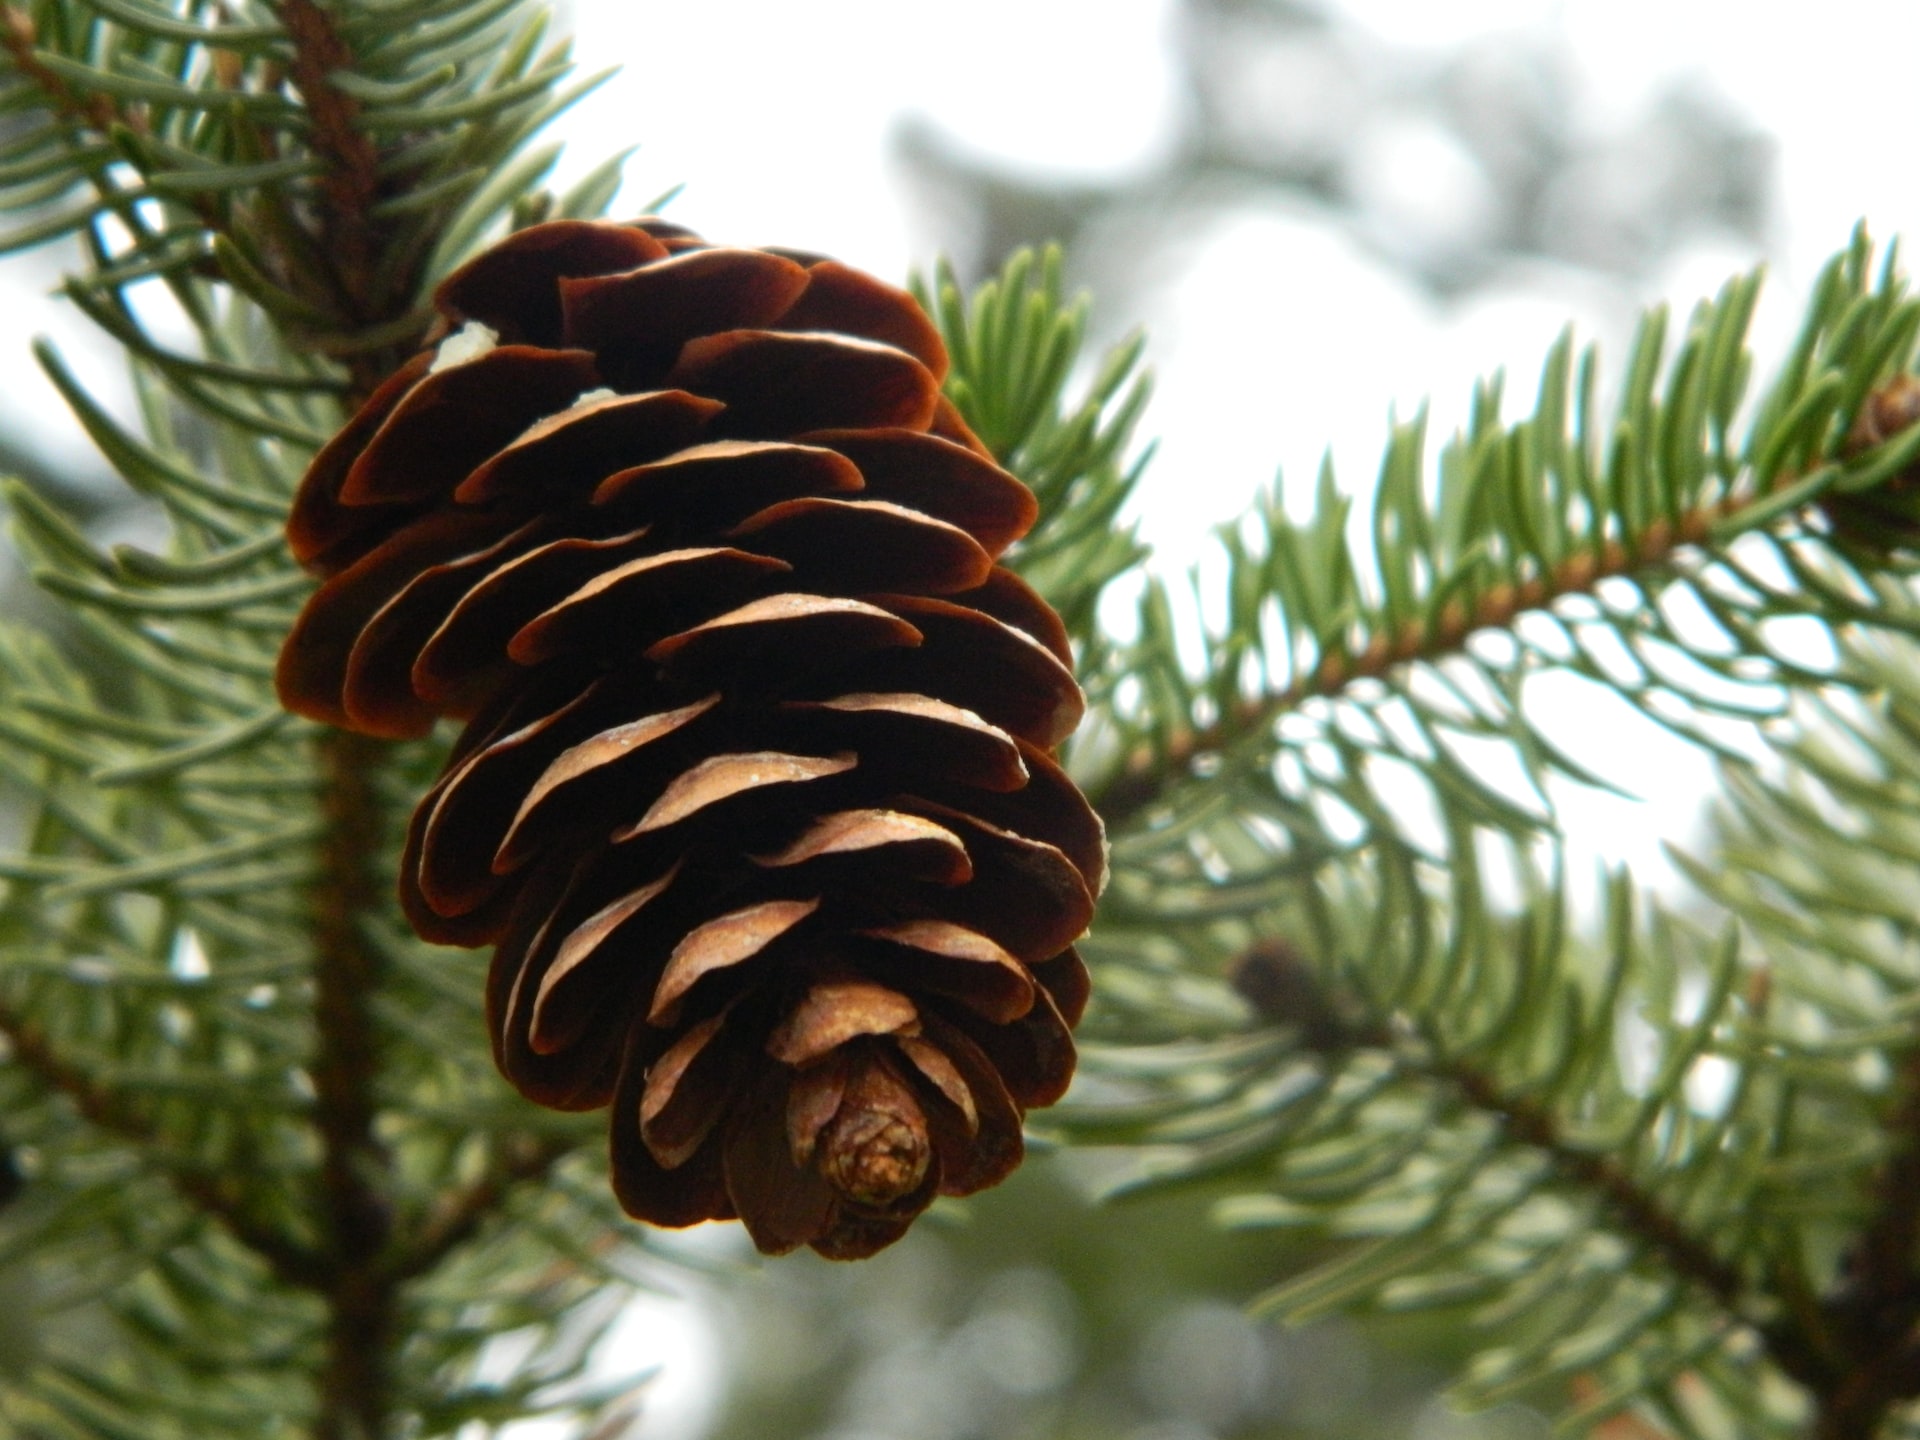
[701,1158,1537,1440]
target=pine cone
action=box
[276,219,1103,1258]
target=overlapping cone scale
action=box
[277,218,1104,1258]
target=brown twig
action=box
[387,1132,575,1284]
[5,1,420,393]
[262,3,578,1429]
[271,7,412,1429]
[309,729,397,1440]
[1437,1057,1748,1311]
[278,0,383,353]
[0,5,234,237]
[1,6,127,135]
[1384,1026,1861,1409]
[0,1000,326,1288]
[262,1,438,1425]
[1235,941,1756,1322]
[1801,1044,1920,1439]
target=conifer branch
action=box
[0,4,228,243]
[0,997,326,1289]
[918,247,1152,646]
[275,6,473,1422]
[1066,261,1920,1435]
[1235,947,1769,1372]
[1434,1051,1749,1314]
[275,0,420,392]
[1093,477,1788,830]
[391,1132,574,1283]
[0,6,121,134]
[0,2,668,1434]
[272,8,501,1428]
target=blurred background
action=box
[3,1,1913,1435]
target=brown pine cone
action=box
[276,218,1103,1258]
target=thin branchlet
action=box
[386,1132,574,1284]
[0,999,327,1289]
[1439,1058,1747,1307]
[0,6,121,133]
[270,13,414,1430]
[1343,1009,1755,1323]
[0,3,227,238]
[278,0,391,388]
[1093,477,1793,831]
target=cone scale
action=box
[277,218,1103,1258]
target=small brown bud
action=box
[1823,374,1920,552]
[2,7,36,47]
[822,1110,930,1207]
[817,1056,932,1207]
[1229,939,1352,1052]
[1846,374,1920,455]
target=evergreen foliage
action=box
[1055,232,1920,1439]
[5,2,1920,1438]
[0,2,644,1434]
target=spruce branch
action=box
[1,6,122,135]
[916,245,1153,648]
[1436,1042,1750,1319]
[279,6,416,1425]
[1033,230,1920,1435]
[1093,494,1757,830]
[1087,236,1920,837]
[1232,940,1756,1339]
[391,1131,573,1285]
[0,2,652,1434]
[0,995,326,1289]
[1666,629,1920,1438]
